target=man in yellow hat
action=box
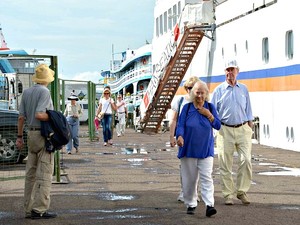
[16,64,57,219]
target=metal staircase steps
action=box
[141,26,205,133]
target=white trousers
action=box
[180,157,215,208]
[116,113,126,136]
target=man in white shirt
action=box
[116,94,127,136]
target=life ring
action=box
[174,24,180,41]
[142,58,147,65]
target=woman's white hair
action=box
[189,80,210,102]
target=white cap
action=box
[225,59,239,70]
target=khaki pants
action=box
[24,131,54,214]
[216,124,253,198]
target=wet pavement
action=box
[0,125,300,225]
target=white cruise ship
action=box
[147,0,300,151]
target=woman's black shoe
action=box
[206,206,217,217]
[31,210,57,219]
[187,207,196,215]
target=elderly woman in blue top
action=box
[176,80,221,217]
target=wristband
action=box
[17,135,23,138]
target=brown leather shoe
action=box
[225,197,234,205]
[237,193,250,204]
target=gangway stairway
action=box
[141,26,205,134]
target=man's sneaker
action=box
[237,193,250,205]
[75,147,79,153]
[225,197,234,205]
[206,206,217,217]
[103,142,107,146]
[25,212,31,219]
[187,207,196,215]
[31,210,57,219]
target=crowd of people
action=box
[16,59,254,219]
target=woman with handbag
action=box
[96,87,117,146]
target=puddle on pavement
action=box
[121,147,148,155]
[0,211,11,219]
[251,155,300,177]
[69,208,138,213]
[98,192,136,201]
[155,148,172,152]
[125,158,151,166]
[91,214,148,220]
[276,206,300,210]
[258,166,300,176]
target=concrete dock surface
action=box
[0,125,300,225]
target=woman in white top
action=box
[96,87,117,146]
[64,94,82,154]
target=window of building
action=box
[173,4,177,26]
[234,43,237,56]
[168,8,172,31]
[159,14,163,35]
[285,30,294,60]
[156,17,159,37]
[164,12,167,33]
[245,40,248,53]
[178,1,181,16]
[262,37,269,64]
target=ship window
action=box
[262,37,269,64]
[285,30,294,60]
[291,127,295,142]
[178,2,181,16]
[173,4,177,26]
[168,8,172,30]
[159,14,163,35]
[156,17,159,37]
[164,12,167,33]
[234,43,237,56]
[245,40,248,53]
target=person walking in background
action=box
[211,59,254,205]
[116,94,127,137]
[16,64,57,219]
[126,100,135,128]
[176,80,221,216]
[169,76,200,202]
[96,86,117,146]
[64,94,82,154]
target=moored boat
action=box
[150,0,300,151]
[106,43,152,107]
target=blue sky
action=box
[0,0,155,83]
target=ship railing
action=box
[178,1,216,40]
[107,65,152,92]
[124,90,146,106]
